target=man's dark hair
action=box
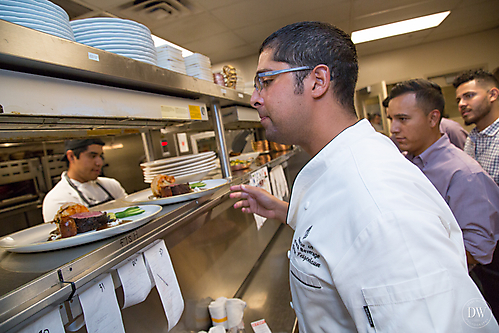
[452,69,499,89]
[388,79,445,119]
[62,138,105,165]
[260,21,358,113]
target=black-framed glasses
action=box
[253,66,312,92]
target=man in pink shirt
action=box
[386,78,499,320]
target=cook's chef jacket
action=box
[407,134,499,265]
[42,171,127,222]
[287,119,498,332]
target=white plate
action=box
[76,36,154,46]
[73,29,153,41]
[3,20,74,40]
[0,205,162,253]
[144,165,217,183]
[70,17,150,31]
[0,0,69,21]
[0,14,73,35]
[125,179,228,205]
[144,161,217,177]
[0,8,71,30]
[141,151,216,168]
[143,157,216,175]
[230,152,260,162]
[143,155,216,172]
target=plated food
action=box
[123,178,227,206]
[150,174,207,199]
[230,159,251,171]
[49,203,145,240]
[0,205,161,253]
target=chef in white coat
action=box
[230,21,498,332]
[42,138,127,222]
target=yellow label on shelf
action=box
[87,129,121,136]
[189,105,202,120]
[161,105,189,119]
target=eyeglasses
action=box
[253,66,312,92]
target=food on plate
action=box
[189,181,207,189]
[230,159,250,171]
[49,203,145,240]
[151,174,193,198]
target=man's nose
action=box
[250,89,263,108]
[390,121,399,133]
[458,99,467,110]
[95,156,104,166]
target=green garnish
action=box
[112,206,145,219]
[189,182,207,189]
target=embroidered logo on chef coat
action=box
[292,226,321,267]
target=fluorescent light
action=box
[351,11,450,44]
[151,34,193,57]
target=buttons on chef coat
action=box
[287,250,291,259]
[304,201,310,210]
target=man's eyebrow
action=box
[256,68,273,75]
[393,113,409,118]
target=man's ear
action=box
[488,87,499,103]
[428,109,441,128]
[67,150,76,163]
[310,64,330,99]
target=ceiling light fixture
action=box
[351,11,451,44]
[151,35,193,57]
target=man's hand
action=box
[229,184,289,223]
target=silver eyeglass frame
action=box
[253,66,312,92]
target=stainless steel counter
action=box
[0,148,306,332]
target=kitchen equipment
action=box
[0,158,42,209]
[251,140,269,152]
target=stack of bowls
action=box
[156,44,187,74]
[0,0,75,41]
[70,17,157,66]
[184,53,213,81]
[141,151,218,183]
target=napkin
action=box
[208,326,226,333]
[208,297,228,329]
[226,298,247,328]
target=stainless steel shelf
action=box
[0,149,300,332]
[0,20,251,107]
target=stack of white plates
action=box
[0,0,75,41]
[156,44,187,74]
[184,53,213,81]
[70,17,157,66]
[141,151,218,183]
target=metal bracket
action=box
[57,269,76,301]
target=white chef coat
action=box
[42,171,127,222]
[287,119,498,332]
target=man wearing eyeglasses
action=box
[231,22,497,332]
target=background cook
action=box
[42,138,127,222]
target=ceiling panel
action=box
[147,12,228,45]
[55,0,499,64]
[183,31,247,56]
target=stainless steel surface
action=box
[210,102,232,179]
[236,225,296,332]
[0,20,251,107]
[0,149,301,332]
[141,131,155,163]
